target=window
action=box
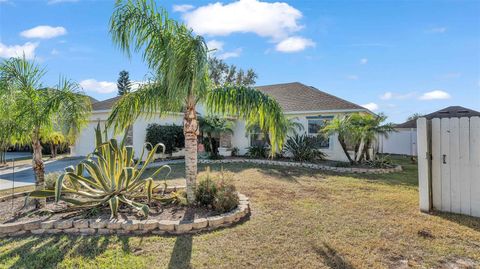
[307,116,333,149]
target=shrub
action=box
[29,124,174,218]
[45,172,63,190]
[284,134,327,162]
[231,147,240,157]
[247,145,268,158]
[195,176,217,206]
[145,124,184,154]
[365,155,393,168]
[213,179,239,213]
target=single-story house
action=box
[378,106,480,156]
[71,82,370,162]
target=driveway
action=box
[0,157,83,191]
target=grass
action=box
[0,156,479,268]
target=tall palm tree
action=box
[0,56,91,207]
[108,0,286,203]
[352,113,395,161]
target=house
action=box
[378,106,480,156]
[71,82,370,162]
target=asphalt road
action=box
[0,157,82,191]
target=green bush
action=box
[145,124,184,154]
[195,168,239,212]
[247,145,268,158]
[213,179,239,213]
[365,155,393,168]
[195,176,217,206]
[284,134,327,162]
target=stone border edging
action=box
[149,158,402,174]
[0,193,250,238]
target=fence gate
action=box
[417,117,480,217]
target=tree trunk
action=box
[50,143,55,158]
[32,138,46,208]
[338,136,354,164]
[184,99,198,204]
[207,132,215,157]
[355,138,365,163]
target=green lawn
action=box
[0,156,479,268]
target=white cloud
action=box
[346,75,359,80]
[360,58,368,64]
[21,25,67,39]
[442,72,461,79]
[50,49,59,55]
[362,102,379,111]
[47,0,79,4]
[206,40,224,52]
[173,4,194,12]
[275,36,315,52]
[80,79,117,94]
[380,91,416,100]
[428,27,447,33]
[419,90,451,100]
[182,0,303,40]
[218,48,242,60]
[0,42,38,59]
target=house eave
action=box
[284,108,369,115]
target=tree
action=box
[322,113,395,164]
[322,116,355,164]
[199,116,234,157]
[0,56,91,207]
[208,57,258,87]
[407,113,424,121]
[109,0,287,204]
[41,130,66,158]
[117,70,132,96]
[0,80,18,165]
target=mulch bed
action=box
[0,196,218,225]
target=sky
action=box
[0,0,479,123]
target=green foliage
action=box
[231,147,240,157]
[195,168,239,212]
[195,175,217,206]
[199,116,234,157]
[365,155,394,168]
[208,57,258,87]
[29,124,173,218]
[145,124,184,154]
[247,145,269,159]
[117,70,132,96]
[284,134,327,162]
[213,179,239,213]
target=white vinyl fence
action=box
[378,128,417,156]
[417,117,480,217]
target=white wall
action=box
[379,128,417,156]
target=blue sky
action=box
[1,0,479,123]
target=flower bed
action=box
[0,192,250,237]
[149,158,402,174]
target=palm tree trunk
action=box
[207,132,215,157]
[50,143,55,158]
[338,136,354,164]
[32,138,46,208]
[184,99,198,204]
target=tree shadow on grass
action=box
[167,235,193,269]
[312,242,355,269]
[0,235,115,268]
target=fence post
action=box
[417,118,431,212]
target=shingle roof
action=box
[255,82,366,112]
[395,106,480,128]
[91,82,366,113]
[92,96,121,111]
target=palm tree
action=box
[0,56,91,207]
[108,0,286,204]
[322,115,355,164]
[41,130,66,158]
[351,113,395,161]
[199,116,234,157]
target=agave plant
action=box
[29,124,173,218]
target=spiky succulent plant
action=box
[29,124,173,218]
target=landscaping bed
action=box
[0,192,250,237]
